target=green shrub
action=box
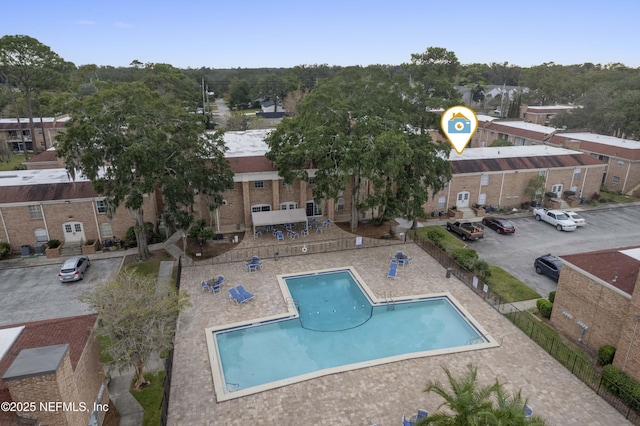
[0,241,11,259]
[451,248,478,270]
[47,239,61,249]
[563,190,576,197]
[536,299,553,319]
[598,345,616,366]
[472,260,491,281]
[602,364,640,412]
[426,228,447,248]
[544,191,557,199]
[548,291,556,303]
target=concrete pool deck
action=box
[168,228,630,425]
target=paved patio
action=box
[168,226,630,425]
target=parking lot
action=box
[0,257,123,326]
[471,204,640,296]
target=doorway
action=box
[62,221,85,243]
[456,191,470,208]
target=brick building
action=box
[550,246,640,383]
[424,146,606,213]
[0,169,157,252]
[549,132,640,194]
[473,120,558,148]
[0,115,70,153]
[520,105,577,125]
[0,315,109,425]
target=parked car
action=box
[532,207,577,231]
[564,211,586,227]
[534,254,563,282]
[58,255,90,282]
[446,221,484,241]
[482,217,516,234]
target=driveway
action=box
[472,205,640,297]
[0,257,122,326]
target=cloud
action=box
[76,20,96,25]
[115,22,133,28]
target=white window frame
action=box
[480,174,489,186]
[617,160,624,166]
[335,198,345,211]
[437,196,446,209]
[96,199,107,214]
[478,193,487,205]
[34,228,48,242]
[254,180,264,188]
[573,168,581,179]
[280,202,298,210]
[538,170,547,177]
[99,223,113,239]
[251,204,271,213]
[28,205,42,220]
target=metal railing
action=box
[160,256,182,426]
[410,233,640,424]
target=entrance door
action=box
[62,221,85,243]
[551,184,563,198]
[456,191,470,208]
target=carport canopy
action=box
[251,208,309,235]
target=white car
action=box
[564,211,586,227]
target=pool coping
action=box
[205,266,500,402]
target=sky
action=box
[3,0,639,69]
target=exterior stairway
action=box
[60,242,82,257]
[457,207,476,220]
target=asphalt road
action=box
[470,205,640,297]
[0,257,122,326]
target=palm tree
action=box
[418,364,500,425]
[417,364,548,426]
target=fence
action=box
[200,235,405,265]
[160,256,182,426]
[410,233,640,424]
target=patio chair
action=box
[398,256,412,267]
[276,231,285,241]
[302,228,309,237]
[387,262,398,279]
[290,231,299,239]
[402,415,412,426]
[416,409,428,421]
[389,256,398,265]
[254,229,262,238]
[210,282,221,293]
[524,405,532,419]
[215,276,224,285]
[201,281,212,292]
[236,285,255,302]
[245,261,258,272]
[315,225,323,234]
[228,287,247,304]
[323,218,332,227]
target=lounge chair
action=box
[389,256,398,264]
[229,287,246,303]
[524,405,532,419]
[402,415,412,426]
[416,409,428,420]
[387,262,398,279]
[236,285,255,302]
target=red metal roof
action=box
[486,122,555,141]
[0,182,98,204]
[451,153,605,174]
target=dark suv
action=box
[534,254,563,282]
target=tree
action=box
[266,65,450,232]
[228,78,252,110]
[56,81,234,260]
[79,270,189,389]
[418,364,548,426]
[525,176,546,204]
[257,74,288,112]
[0,35,71,156]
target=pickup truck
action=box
[446,221,485,241]
[532,207,577,231]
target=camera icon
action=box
[448,117,471,134]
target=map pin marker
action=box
[441,106,478,154]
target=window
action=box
[573,168,581,179]
[96,199,107,214]
[478,193,487,205]
[538,170,547,177]
[254,180,264,188]
[28,205,42,220]
[99,223,113,238]
[251,204,271,213]
[480,174,489,186]
[280,202,298,210]
[514,137,525,146]
[64,224,72,233]
[335,198,345,211]
[34,228,48,242]
[306,201,322,216]
[308,177,316,185]
[437,196,446,209]
[617,160,625,166]
[612,176,620,184]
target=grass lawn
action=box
[0,154,26,171]
[414,226,465,253]
[485,265,541,303]
[131,371,166,426]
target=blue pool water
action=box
[214,270,485,393]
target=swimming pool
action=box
[207,267,498,401]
